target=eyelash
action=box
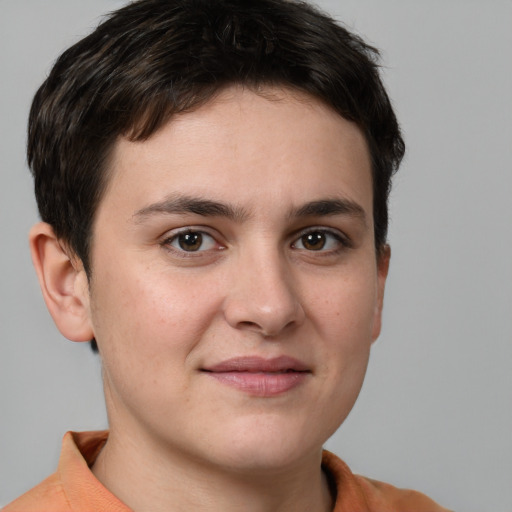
[160,227,351,257]
[292,227,352,253]
[161,228,222,257]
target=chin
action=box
[204,417,327,473]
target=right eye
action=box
[165,230,218,253]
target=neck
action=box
[92,428,334,512]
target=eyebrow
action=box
[133,194,366,226]
[133,194,250,223]
[290,198,367,225]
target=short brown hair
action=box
[28,0,405,276]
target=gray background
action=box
[1,1,511,510]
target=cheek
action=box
[314,269,378,344]
[88,267,215,416]
[309,268,377,416]
[88,262,223,391]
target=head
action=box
[28,0,404,278]
[27,0,405,475]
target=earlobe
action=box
[29,222,94,342]
[371,244,391,342]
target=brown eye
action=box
[178,232,203,251]
[301,232,326,251]
[167,231,217,252]
[293,229,346,252]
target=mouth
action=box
[201,356,311,397]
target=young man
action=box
[4,0,450,510]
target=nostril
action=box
[235,318,298,339]
[238,320,260,329]
[237,320,277,336]
[234,319,272,337]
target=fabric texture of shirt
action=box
[3,431,451,511]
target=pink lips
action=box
[201,356,310,397]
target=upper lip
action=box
[202,356,310,373]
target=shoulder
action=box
[322,450,452,512]
[1,473,70,512]
[354,475,452,512]
[2,431,112,512]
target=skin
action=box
[30,86,390,512]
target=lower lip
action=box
[205,371,309,397]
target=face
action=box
[83,86,388,473]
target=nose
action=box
[223,250,305,338]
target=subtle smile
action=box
[201,356,311,397]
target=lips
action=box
[201,356,311,396]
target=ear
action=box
[29,222,94,342]
[371,244,391,342]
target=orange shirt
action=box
[3,431,451,511]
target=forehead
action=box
[100,86,373,221]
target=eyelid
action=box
[160,227,225,255]
[159,225,351,257]
[292,226,352,251]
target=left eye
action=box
[168,231,217,252]
[293,230,343,251]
